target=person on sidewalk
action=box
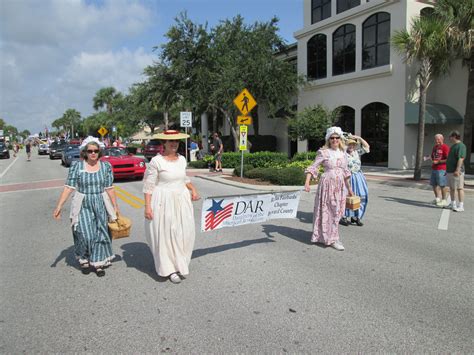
[143,130,200,283]
[212,132,224,172]
[445,130,466,212]
[340,135,370,227]
[429,134,450,207]
[25,141,32,161]
[304,127,354,251]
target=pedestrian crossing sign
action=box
[233,89,256,116]
[98,126,108,137]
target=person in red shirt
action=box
[430,134,450,207]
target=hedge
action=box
[246,166,306,186]
[292,151,317,161]
[188,160,208,169]
[233,164,255,177]
[222,151,288,169]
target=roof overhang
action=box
[405,102,463,125]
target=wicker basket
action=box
[108,213,132,239]
[346,195,361,210]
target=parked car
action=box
[144,139,164,162]
[61,144,81,167]
[0,142,10,159]
[38,143,50,155]
[49,140,67,159]
[101,147,146,180]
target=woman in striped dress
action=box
[53,137,119,277]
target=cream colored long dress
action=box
[143,154,195,277]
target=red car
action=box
[144,139,164,161]
[101,147,146,180]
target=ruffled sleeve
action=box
[65,161,79,189]
[103,161,114,189]
[358,145,370,156]
[143,157,159,194]
[305,149,325,178]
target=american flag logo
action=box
[205,199,234,231]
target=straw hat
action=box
[154,130,189,140]
[346,138,358,145]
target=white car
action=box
[38,144,49,155]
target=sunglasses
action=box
[87,149,99,154]
[329,136,340,140]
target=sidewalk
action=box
[188,166,474,193]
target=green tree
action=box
[392,16,453,180]
[288,105,339,143]
[434,0,474,172]
[0,118,5,130]
[93,87,120,114]
[61,109,82,138]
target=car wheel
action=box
[49,155,53,160]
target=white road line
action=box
[0,157,19,179]
[438,209,450,230]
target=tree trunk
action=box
[212,107,217,133]
[221,109,239,152]
[463,59,473,173]
[164,111,169,130]
[414,81,427,181]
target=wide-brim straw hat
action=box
[346,138,358,145]
[153,130,189,140]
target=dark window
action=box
[333,24,356,75]
[334,106,355,133]
[362,12,390,69]
[361,102,389,166]
[337,0,360,14]
[307,34,327,80]
[311,0,331,24]
[420,7,434,18]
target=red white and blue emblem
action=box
[204,199,234,231]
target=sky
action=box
[0,0,302,135]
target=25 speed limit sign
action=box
[180,112,192,128]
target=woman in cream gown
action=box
[143,130,200,283]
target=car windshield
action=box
[0,143,5,149]
[147,140,161,146]
[66,144,80,150]
[104,148,128,157]
[50,141,66,148]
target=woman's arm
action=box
[144,193,153,220]
[105,187,119,213]
[186,182,200,201]
[53,186,74,219]
[352,135,370,151]
[344,177,354,196]
[304,173,313,192]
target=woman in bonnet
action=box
[53,136,119,276]
[304,127,353,251]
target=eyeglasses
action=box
[167,140,179,143]
[329,136,340,140]
[87,149,99,154]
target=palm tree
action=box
[392,16,453,180]
[434,0,474,173]
[61,109,82,138]
[93,87,119,115]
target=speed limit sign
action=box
[180,112,192,128]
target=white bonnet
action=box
[325,126,343,142]
[80,136,105,150]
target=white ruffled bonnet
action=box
[80,136,105,150]
[325,126,344,142]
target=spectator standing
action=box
[304,126,353,251]
[446,131,467,212]
[212,132,224,172]
[25,141,32,161]
[430,134,450,207]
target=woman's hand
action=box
[53,207,61,220]
[347,189,354,197]
[191,190,201,201]
[144,206,153,220]
[304,183,311,192]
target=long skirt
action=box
[345,171,369,219]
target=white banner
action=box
[201,191,301,232]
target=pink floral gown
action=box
[305,148,351,245]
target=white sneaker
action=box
[331,241,345,251]
[436,200,448,207]
[445,202,456,210]
[169,273,181,284]
[453,206,464,212]
[432,199,440,205]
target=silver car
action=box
[38,144,49,155]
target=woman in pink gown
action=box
[304,127,353,251]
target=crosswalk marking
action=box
[438,209,450,230]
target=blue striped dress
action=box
[66,161,115,267]
[345,147,369,220]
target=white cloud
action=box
[0,0,157,133]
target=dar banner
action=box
[201,190,301,232]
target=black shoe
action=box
[351,217,364,226]
[95,267,105,277]
[339,217,349,226]
[80,262,90,275]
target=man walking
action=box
[430,134,449,207]
[212,132,224,172]
[446,130,466,212]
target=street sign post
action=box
[233,89,257,116]
[180,112,192,161]
[239,125,248,178]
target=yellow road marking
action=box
[115,191,142,209]
[114,186,145,205]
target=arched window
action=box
[334,106,355,133]
[337,0,360,14]
[333,24,356,76]
[361,102,389,166]
[362,12,390,70]
[307,34,327,80]
[311,0,331,24]
[420,7,434,18]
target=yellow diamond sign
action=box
[98,126,108,136]
[237,115,253,125]
[233,88,257,116]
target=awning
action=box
[405,102,463,125]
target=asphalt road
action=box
[1,149,473,353]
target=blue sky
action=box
[0,0,302,134]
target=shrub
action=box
[246,166,306,186]
[233,164,255,177]
[286,160,313,170]
[188,160,208,169]
[292,151,317,161]
[221,151,288,169]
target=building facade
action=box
[292,0,468,168]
